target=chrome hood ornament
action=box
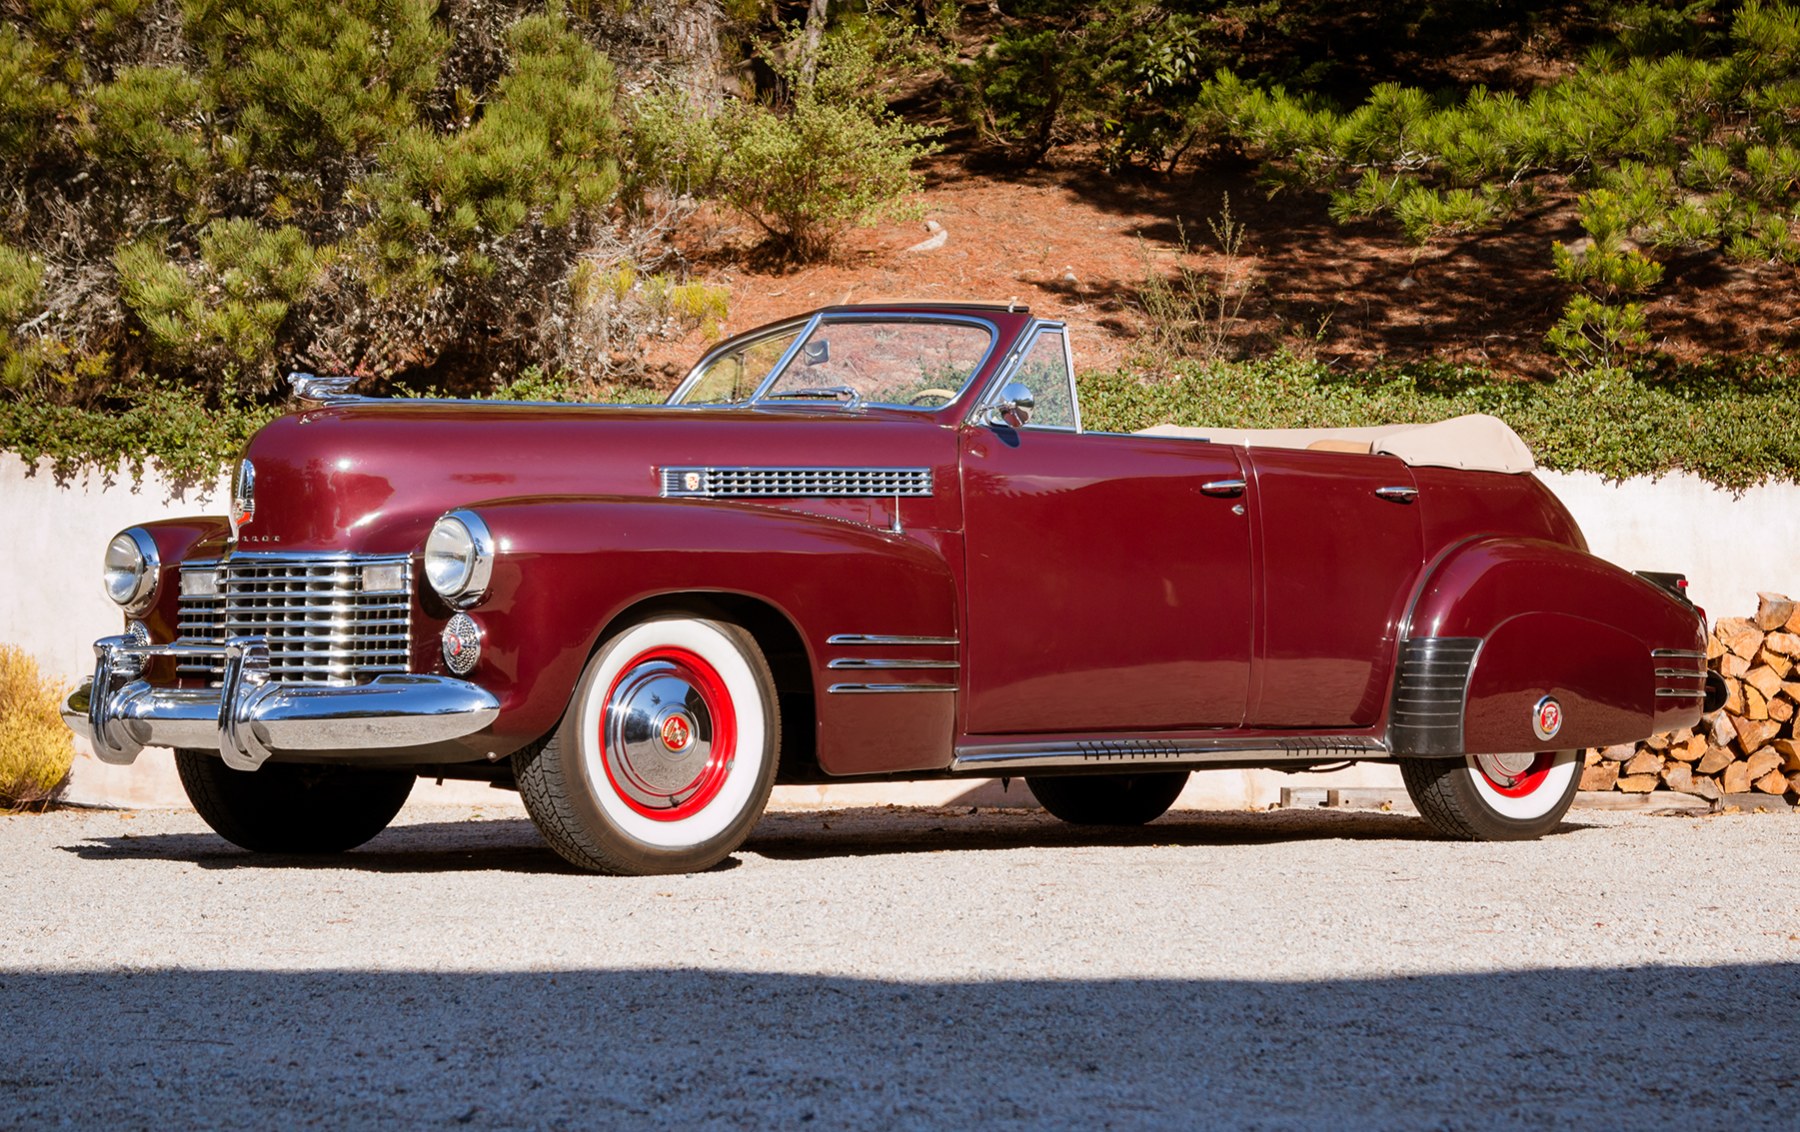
[287,372,363,404]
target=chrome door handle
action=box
[1200,478,1247,498]
[1375,485,1418,503]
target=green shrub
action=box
[0,22,70,162]
[0,246,46,387]
[713,92,930,261]
[364,11,621,291]
[184,0,447,169]
[115,221,321,382]
[0,644,73,812]
[83,66,215,200]
[0,378,278,484]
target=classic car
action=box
[64,302,1722,874]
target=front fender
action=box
[125,517,234,642]
[453,496,961,768]
[1396,538,1706,755]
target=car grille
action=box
[176,555,413,686]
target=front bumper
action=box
[61,634,500,772]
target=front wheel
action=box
[1399,751,1579,841]
[1026,771,1190,826]
[174,750,415,853]
[515,616,780,875]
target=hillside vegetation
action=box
[2,1,1798,484]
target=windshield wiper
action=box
[761,385,864,409]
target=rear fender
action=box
[1395,538,1706,756]
[453,496,961,773]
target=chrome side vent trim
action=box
[826,633,958,646]
[1389,636,1481,756]
[661,467,934,499]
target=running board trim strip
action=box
[951,736,1389,773]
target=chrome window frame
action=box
[968,319,1082,433]
[667,314,817,406]
[701,312,1002,412]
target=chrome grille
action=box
[661,466,934,498]
[177,555,413,686]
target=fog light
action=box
[442,613,482,675]
[179,568,220,597]
[361,562,408,594]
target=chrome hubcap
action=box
[602,657,720,813]
[1474,750,1538,788]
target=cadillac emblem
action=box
[660,713,694,752]
[229,459,256,537]
[1532,696,1564,742]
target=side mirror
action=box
[985,381,1035,429]
[802,340,829,366]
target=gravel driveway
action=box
[4,799,1798,1129]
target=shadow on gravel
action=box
[2,963,1793,1128]
[63,807,1596,873]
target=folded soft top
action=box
[1134,412,1535,474]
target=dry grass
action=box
[0,644,72,812]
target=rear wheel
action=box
[515,616,780,875]
[174,749,414,854]
[1399,751,1579,841]
[1026,771,1189,826]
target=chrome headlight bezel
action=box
[103,527,160,615]
[424,510,495,608]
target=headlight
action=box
[103,528,160,614]
[424,510,494,608]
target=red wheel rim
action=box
[1473,751,1556,797]
[598,646,737,821]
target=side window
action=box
[1013,329,1076,429]
[683,328,800,403]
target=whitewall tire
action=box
[515,617,780,875]
[1399,750,1580,841]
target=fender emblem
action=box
[1532,696,1563,742]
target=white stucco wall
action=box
[1537,470,1800,619]
[5,451,1795,810]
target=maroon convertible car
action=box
[66,303,1718,874]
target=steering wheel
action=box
[908,388,960,406]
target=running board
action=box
[950,735,1390,774]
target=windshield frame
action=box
[667,314,818,407]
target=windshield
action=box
[669,317,995,410]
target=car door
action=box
[1243,447,1425,728]
[959,327,1253,734]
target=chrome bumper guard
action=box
[61,634,500,772]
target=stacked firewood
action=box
[1580,591,1800,803]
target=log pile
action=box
[1581,591,1800,804]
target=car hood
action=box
[219,401,960,554]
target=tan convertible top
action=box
[1134,412,1535,474]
